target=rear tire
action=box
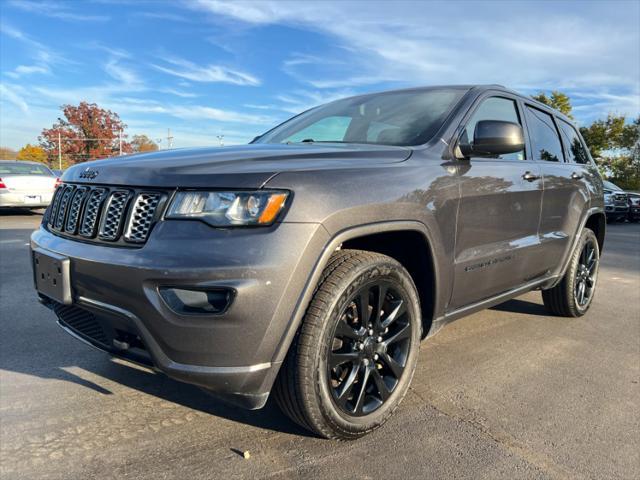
[542,228,600,317]
[274,249,421,439]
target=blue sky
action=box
[1,0,639,150]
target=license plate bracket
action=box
[33,248,72,304]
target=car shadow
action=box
[91,354,314,437]
[0,208,45,216]
[0,337,312,438]
[490,298,549,316]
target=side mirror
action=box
[458,120,524,158]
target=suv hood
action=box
[63,143,411,188]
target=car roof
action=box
[0,159,43,165]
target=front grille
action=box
[48,183,167,247]
[613,194,627,206]
[53,302,109,346]
[99,190,131,240]
[124,193,162,243]
[65,187,89,233]
[54,185,75,230]
[79,188,107,237]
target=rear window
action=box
[524,106,564,162]
[0,163,53,176]
[558,119,589,164]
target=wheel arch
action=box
[585,212,606,253]
[544,207,606,290]
[341,229,436,339]
[271,221,441,367]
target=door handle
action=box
[522,171,541,182]
[571,172,584,180]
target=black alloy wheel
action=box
[328,282,412,416]
[574,239,598,307]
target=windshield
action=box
[603,180,623,192]
[0,162,54,176]
[255,88,468,147]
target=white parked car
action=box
[0,160,60,209]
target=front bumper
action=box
[605,205,628,217]
[32,219,328,408]
[628,206,640,219]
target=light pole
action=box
[57,131,62,170]
[217,135,224,147]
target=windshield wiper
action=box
[286,138,315,144]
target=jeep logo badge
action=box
[79,169,99,180]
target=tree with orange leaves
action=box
[39,102,132,166]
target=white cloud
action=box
[189,1,640,120]
[5,64,50,78]
[167,105,272,123]
[191,0,287,24]
[0,84,30,114]
[152,56,260,86]
[160,88,198,98]
[104,59,142,87]
[0,23,69,78]
[8,0,110,22]
[133,11,191,23]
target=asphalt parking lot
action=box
[1,211,638,480]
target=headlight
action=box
[604,193,613,205]
[166,190,289,226]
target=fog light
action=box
[159,287,233,315]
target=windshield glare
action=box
[255,88,467,147]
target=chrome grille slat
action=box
[64,187,89,233]
[47,186,64,227]
[98,190,131,241]
[53,185,75,230]
[124,193,161,243]
[79,188,107,238]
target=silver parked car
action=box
[0,160,59,209]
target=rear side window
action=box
[464,97,525,160]
[558,119,589,164]
[524,106,564,162]
[0,162,53,176]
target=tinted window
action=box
[256,88,467,146]
[0,162,53,176]
[464,97,525,160]
[524,106,564,162]
[558,119,589,164]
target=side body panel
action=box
[447,91,544,308]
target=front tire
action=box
[542,228,600,317]
[274,249,422,439]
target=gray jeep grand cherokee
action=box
[31,85,605,439]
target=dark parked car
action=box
[31,85,605,439]
[627,192,640,222]
[603,180,629,222]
